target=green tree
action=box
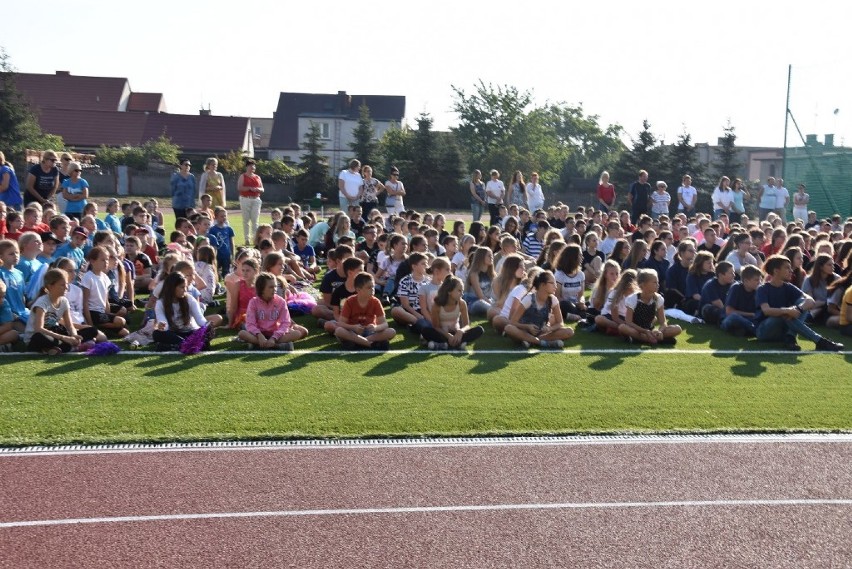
[255,159,301,184]
[379,122,414,179]
[614,120,669,205]
[96,135,181,171]
[349,103,380,170]
[0,48,64,157]
[713,121,744,180]
[297,122,331,199]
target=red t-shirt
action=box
[341,295,384,327]
[240,174,262,198]
[597,183,615,206]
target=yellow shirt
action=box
[840,285,852,327]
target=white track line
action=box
[1,349,850,356]
[2,499,850,529]
[3,433,851,457]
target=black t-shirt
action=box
[319,269,346,295]
[697,242,721,257]
[357,241,381,267]
[629,182,651,211]
[329,282,356,313]
[26,164,59,204]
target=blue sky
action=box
[3,0,849,148]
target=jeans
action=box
[758,207,774,221]
[471,201,484,222]
[720,313,756,336]
[239,196,262,245]
[756,312,821,344]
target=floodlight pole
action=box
[782,64,791,179]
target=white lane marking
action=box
[1,349,849,356]
[2,499,850,529]
[3,433,852,457]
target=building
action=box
[13,71,253,157]
[267,90,405,169]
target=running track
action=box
[1,435,850,568]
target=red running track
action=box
[1,438,850,568]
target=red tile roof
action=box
[37,109,250,153]
[127,92,166,113]
[13,71,129,111]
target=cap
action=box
[72,226,89,237]
[40,232,62,244]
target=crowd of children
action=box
[2,173,852,355]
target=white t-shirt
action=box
[525,182,544,211]
[554,270,585,303]
[602,289,629,318]
[624,292,664,311]
[66,283,86,324]
[677,185,698,210]
[499,284,529,319]
[711,188,734,210]
[338,169,362,201]
[80,271,111,312]
[485,180,505,205]
[775,186,789,209]
[651,191,671,214]
[23,295,70,343]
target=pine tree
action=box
[713,121,744,180]
[297,122,330,200]
[614,120,668,202]
[349,103,380,171]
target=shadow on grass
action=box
[256,352,335,377]
[466,352,527,374]
[584,350,637,371]
[33,355,126,376]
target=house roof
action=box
[127,92,166,113]
[36,109,250,153]
[12,71,129,111]
[269,91,405,149]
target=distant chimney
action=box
[55,70,70,76]
[199,109,211,116]
[825,134,835,148]
[805,134,818,146]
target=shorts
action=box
[89,310,118,324]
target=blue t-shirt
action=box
[686,272,713,299]
[725,282,757,315]
[640,257,670,290]
[0,296,14,324]
[754,282,803,323]
[0,164,22,208]
[293,243,316,268]
[16,257,43,288]
[700,277,732,310]
[0,266,29,323]
[207,224,235,259]
[666,262,690,295]
[170,173,197,209]
[104,213,122,234]
[55,242,85,276]
[61,178,89,214]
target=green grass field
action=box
[2,207,849,446]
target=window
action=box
[769,163,776,177]
[253,125,262,137]
[319,122,330,139]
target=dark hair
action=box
[434,274,463,307]
[254,271,277,297]
[161,272,190,329]
[353,271,373,289]
[555,243,582,275]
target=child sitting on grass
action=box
[754,255,844,352]
[237,272,308,351]
[153,272,209,351]
[0,280,21,351]
[504,270,574,349]
[720,264,761,337]
[334,272,396,350]
[420,275,484,350]
[23,268,99,355]
[619,269,682,345]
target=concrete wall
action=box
[84,173,298,204]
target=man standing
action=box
[627,170,651,224]
[757,177,777,221]
[338,159,362,212]
[774,177,789,222]
[677,174,698,218]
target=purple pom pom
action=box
[180,325,211,355]
[86,342,121,356]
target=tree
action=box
[451,81,533,169]
[614,120,669,200]
[379,122,415,179]
[713,121,744,180]
[349,103,380,171]
[95,135,181,171]
[297,121,331,200]
[0,48,63,157]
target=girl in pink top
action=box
[237,272,308,351]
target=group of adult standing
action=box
[337,159,407,220]
[469,169,544,226]
[610,170,808,225]
[0,150,92,220]
[170,157,264,245]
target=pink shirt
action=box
[245,294,292,339]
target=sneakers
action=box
[75,340,96,353]
[521,341,531,349]
[427,341,448,350]
[276,342,294,352]
[540,340,564,349]
[371,340,391,351]
[660,337,677,345]
[815,337,844,352]
[782,340,801,352]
